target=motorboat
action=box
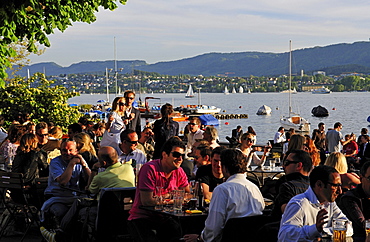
[256,105,272,115]
[190,105,221,114]
[311,105,329,117]
[185,84,195,98]
[312,87,331,94]
[280,41,310,132]
[280,87,297,94]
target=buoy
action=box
[239,106,242,108]
[332,107,336,110]
[223,110,226,112]
[225,122,229,125]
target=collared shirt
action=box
[186,129,204,153]
[128,159,188,220]
[44,156,84,197]
[278,186,352,242]
[201,173,265,242]
[326,129,343,153]
[89,162,135,195]
[274,131,286,144]
[118,148,147,167]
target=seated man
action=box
[278,165,352,241]
[40,140,91,239]
[196,146,225,200]
[118,129,146,174]
[184,148,265,242]
[272,149,312,220]
[128,136,189,242]
[339,161,370,241]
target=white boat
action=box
[239,86,244,93]
[248,89,251,94]
[224,86,229,95]
[190,105,221,114]
[280,41,310,132]
[312,86,331,94]
[280,87,297,94]
[232,87,237,94]
[256,105,272,115]
[185,84,195,98]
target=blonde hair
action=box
[324,152,347,174]
[49,126,63,139]
[111,97,125,112]
[18,133,38,153]
[73,132,96,156]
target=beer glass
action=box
[173,190,185,214]
[154,186,163,211]
[332,218,347,242]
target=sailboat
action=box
[224,86,229,95]
[280,41,310,132]
[232,87,237,94]
[185,84,195,98]
[248,89,251,94]
[239,86,244,93]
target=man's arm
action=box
[140,190,156,206]
[201,183,212,200]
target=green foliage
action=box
[0,0,128,84]
[0,73,81,130]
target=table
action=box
[141,206,208,235]
[247,166,285,186]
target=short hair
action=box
[161,136,185,157]
[78,117,88,126]
[49,126,63,139]
[278,126,284,131]
[284,149,313,173]
[124,90,135,98]
[36,122,48,132]
[120,129,136,142]
[237,125,242,129]
[220,148,247,175]
[196,145,212,158]
[98,146,118,165]
[68,123,82,133]
[360,161,370,177]
[361,128,368,134]
[334,122,342,128]
[205,126,218,141]
[324,152,348,174]
[362,135,370,142]
[318,122,325,127]
[309,165,338,188]
[188,117,201,126]
[211,146,226,158]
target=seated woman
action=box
[239,133,270,167]
[73,132,98,168]
[324,152,360,191]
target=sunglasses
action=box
[327,182,342,188]
[125,139,138,145]
[118,102,125,106]
[283,159,300,166]
[188,123,197,126]
[126,97,135,100]
[37,133,48,137]
[243,138,253,142]
[171,151,185,159]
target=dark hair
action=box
[160,136,185,157]
[362,135,370,142]
[334,122,342,128]
[285,149,313,173]
[124,90,135,98]
[196,145,212,158]
[211,146,226,158]
[318,122,325,127]
[220,148,247,175]
[8,125,26,143]
[68,123,82,133]
[360,161,370,177]
[120,129,136,142]
[309,165,338,188]
[188,117,201,126]
[361,128,368,134]
[160,103,173,124]
[36,122,48,132]
[247,126,256,135]
[278,126,284,131]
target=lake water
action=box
[69,92,370,143]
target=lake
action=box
[69,92,370,143]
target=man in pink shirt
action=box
[128,136,189,241]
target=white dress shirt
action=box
[201,173,265,242]
[278,186,352,242]
[274,131,286,144]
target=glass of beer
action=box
[332,218,347,242]
[366,220,370,237]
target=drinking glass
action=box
[154,186,163,211]
[332,218,347,242]
[270,159,276,170]
[173,190,185,214]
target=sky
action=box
[29,0,370,67]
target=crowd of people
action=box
[1,90,370,242]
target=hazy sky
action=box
[29,0,370,67]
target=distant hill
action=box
[13,41,370,77]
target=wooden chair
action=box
[221,215,274,242]
[0,171,40,242]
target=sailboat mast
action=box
[114,37,118,96]
[106,67,109,103]
[289,40,292,114]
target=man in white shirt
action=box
[118,129,146,174]
[184,148,265,242]
[186,117,204,155]
[278,165,352,241]
[274,126,286,144]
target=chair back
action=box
[221,215,274,242]
[95,187,136,241]
[0,171,24,190]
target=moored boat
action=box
[239,86,244,93]
[311,105,329,117]
[224,86,229,95]
[256,105,272,115]
[185,84,195,98]
[312,87,331,94]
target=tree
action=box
[0,73,81,130]
[0,0,127,84]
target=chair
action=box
[221,215,274,242]
[94,187,136,241]
[0,171,40,242]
